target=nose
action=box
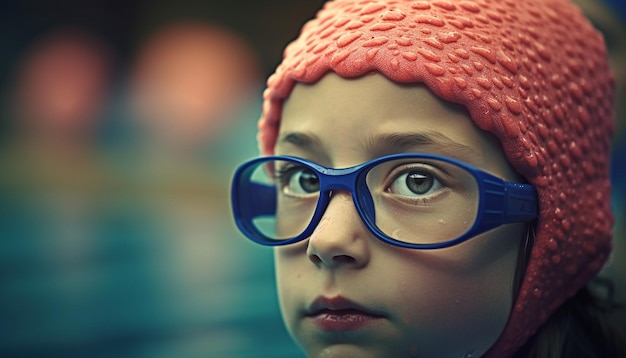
[306,190,370,269]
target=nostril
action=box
[333,255,356,264]
[309,254,323,265]
[308,253,357,266]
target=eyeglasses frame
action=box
[231,153,538,249]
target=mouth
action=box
[306,296,385,331]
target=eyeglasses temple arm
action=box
[482,179,538,226]
[503,183,538,223]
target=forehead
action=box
[280,74,482,155]
[282,72,467,128]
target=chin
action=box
[303,343,421,358]
[308,344,385,358]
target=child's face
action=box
[273,72,526,357]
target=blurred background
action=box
[0,1,328,357]
[0,1,623,357]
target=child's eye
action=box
[276,165,320,196]
[389,170,443,197]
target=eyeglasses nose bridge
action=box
[316,166,363,197]
[315,167,375,224]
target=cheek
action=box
[388,225,523,354]
[273,246,308,330]
[397,271,513,355]
[394,258,515,325]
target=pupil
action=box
[407,172,432,194]
[299,171,319,192]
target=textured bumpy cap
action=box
[258,0,615,355]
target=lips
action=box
[306,296,385,331]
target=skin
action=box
[273,72,526,357]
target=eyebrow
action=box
[365,132,477,157]
[277,132,322,151]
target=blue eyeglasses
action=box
[231,153,538,249]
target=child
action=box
[231,0,623,356]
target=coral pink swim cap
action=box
[258,0,614,355]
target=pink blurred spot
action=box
[129,21,261,150]
[12,28,114,148]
